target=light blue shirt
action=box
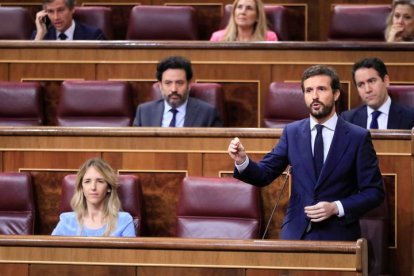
[161,100,188,127]
[51,211,136,237]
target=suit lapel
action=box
[354,107,368,128]
[152,100,164,126]
[315,117,350,190]
[184,98,196,127]
[387,102,402,129]
[297,119,318,188]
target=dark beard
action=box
[309,100,335,119]
[166,92,186,108]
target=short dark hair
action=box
[155,56,193,82]
[352,57,388,84]
[301,65,341,92]
[43,0,76,10]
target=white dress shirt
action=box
[57,20,75,40]
[366,96,391,129]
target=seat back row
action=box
[1,80,413,128]
[0,172,262,239]
[0,171,390,274]
[0,4,394,41]
[0,81,224,127]
[0,5,305,41]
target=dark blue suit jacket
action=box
[341,101,414,130]
[235,117,384,241]
[31,21,105,40]
[133,97,222,127]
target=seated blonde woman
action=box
[52,158,136,237]
[210,0,277,42]
[385,0,414,41]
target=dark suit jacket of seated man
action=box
[341,57,414,130]
[32,0,105,40]
[341,101,414,130]
[133,97,222,127]
[31,20,105,40]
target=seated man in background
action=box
[133,56,223,127]
[341,57,414,129]
[33,0,105,40]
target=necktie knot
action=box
[370,110,381,129]
[58,33,67,40]
[169,108,178,127]
[315,124,323,135]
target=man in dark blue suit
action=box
[32,0,105,40]
[133,56,222,127]
[341,57,414,129]
[228,65,384,241]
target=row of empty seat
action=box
[1,80,414,127]
[0,4,392,41]
[0,171,389,274]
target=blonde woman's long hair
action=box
[222,0,269,41]
[385,0,414,41]
[70,158,121,236]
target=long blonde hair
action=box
[70,158,121,236]
[222,0,269,41]
[385,0,414,41]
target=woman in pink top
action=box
[210,0,278,42]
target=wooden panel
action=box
[0,264,28,276]
[30,264,136,276]
[9,63,95,82]
[0,236,368,275]
[138,267,244,276]
[0,64,8,81]
[0,127,410,276]
[2,42,414,126]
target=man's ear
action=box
[334,89,341,102]
[384,74,390,87]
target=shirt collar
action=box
[367,96,391,116]
[57,20,75,40]
[309,113,338,131]
[163,99,188,114]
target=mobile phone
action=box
[43,15,51,28]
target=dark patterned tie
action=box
[169,108,178,127]
[313,124,324,179]
[369,110,381,129]
[58,33,67,40]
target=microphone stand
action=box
[261,166,291,239]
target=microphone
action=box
[261,165,291,240]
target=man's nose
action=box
[171,83,178,91]
[364,84,372,93]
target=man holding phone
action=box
[33,0,105,40]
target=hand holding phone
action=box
[34,10,50,40]
[42,14,51,28]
